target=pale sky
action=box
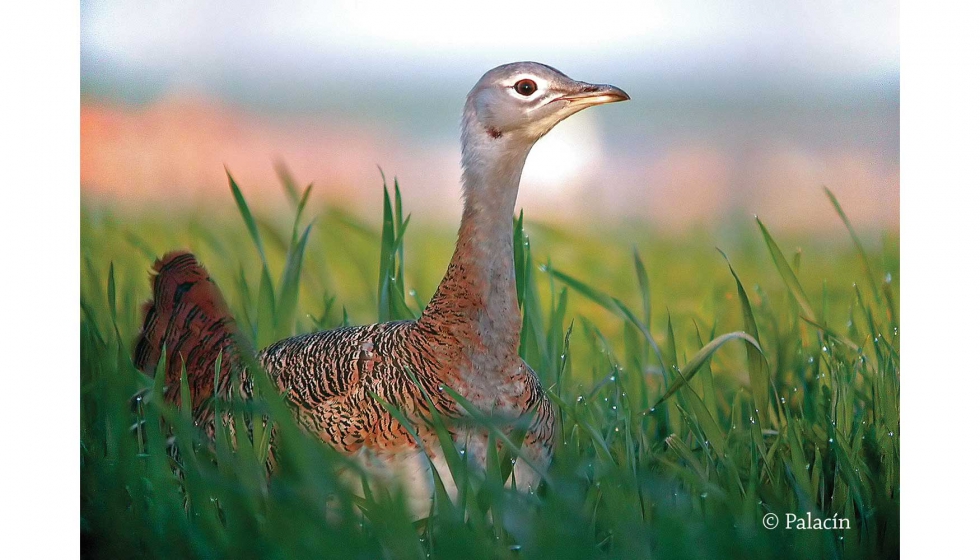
[82,0,899,95]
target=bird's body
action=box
[134,62,627,511]
[258,319,552,499]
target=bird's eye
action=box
[514,79,537,96]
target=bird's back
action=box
[258,320,455,453]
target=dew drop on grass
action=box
[780,397,786,404]
[888,431,894,437]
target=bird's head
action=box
[463,61,629,146]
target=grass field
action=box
[80,172,899,559]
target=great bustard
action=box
[134,61,628,510]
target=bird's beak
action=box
[557,83,630,106]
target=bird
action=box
[133,61,629,513]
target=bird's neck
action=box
[420,125,531,368]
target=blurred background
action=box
[81,0,898,232]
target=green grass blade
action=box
[256,265,277,348]
[548,266,666,373]
[289,183,313,245]
[756,217,815,321]
[276,223,313,339]
[513,212,527,308]
[107,261,118,329]
[653,331,763,408]
[633,247,652,328]
[275,159,301,206]
[719,250,770,427]
[227,169,268,266]
[824,187,881,302]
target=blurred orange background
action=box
[81,1,898,232]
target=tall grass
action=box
[80,170,899,559]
